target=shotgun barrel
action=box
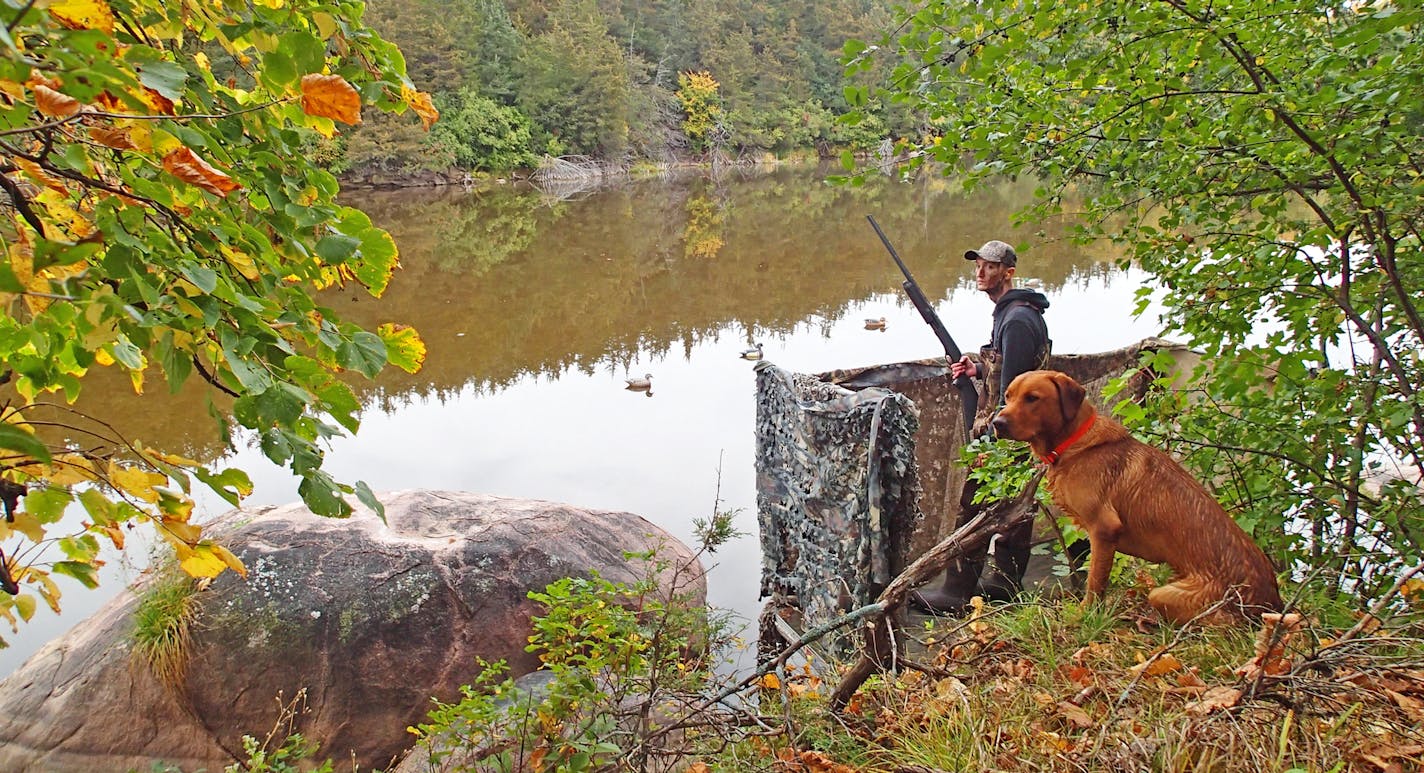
[866,215,979,437]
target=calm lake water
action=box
[1,165,1169,676]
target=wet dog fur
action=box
[992,370,1282,624]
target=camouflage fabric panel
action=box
[753,363,922,655]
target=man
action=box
[914,239,1051,612]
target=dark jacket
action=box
[988,287,1051,406]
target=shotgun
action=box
[866,215,979,437]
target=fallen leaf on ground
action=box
[1060,663,1094,686]
[1185,685,1242,716]
[1235,612,1305,680]
[1130,652,1183,677]
[1055,700,1093,729]
[1386,689,1424,721]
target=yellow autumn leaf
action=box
[33,571,62,613]
[47,0,115,34]
[376,323,426,374]
[312,12,338,38]
[14,593,36,622]
[156,527,195,560]
[48,453,101,486]
[107,461,165,503]
[757,673,781,690]
[132,85,175,115]
[221,245,261,281]
[129,367,143,395]
[300,74,361,125]
[211,544,247,578]
[161,517,202,544]
[34,189,94,240]
[13,158,69,193]
[295,184,319,207]
[179,543,228,579]
[127,123,154,153]
[156,488,194,522]
[139,446,200,468]
[402,84,439,130]
[0,511,44,542]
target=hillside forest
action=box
[338,0,906,178]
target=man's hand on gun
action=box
[950,355,978,380]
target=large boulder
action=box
[0,490,705,772]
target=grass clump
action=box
[131,572,200,687]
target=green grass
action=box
[131,572,199,688]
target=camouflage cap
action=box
[964,240,1018,267]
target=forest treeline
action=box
[334,0,909,178]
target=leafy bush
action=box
[431,89,540,172]
[410,549,728,772]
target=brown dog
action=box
[991,370,1282,624]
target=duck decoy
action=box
[625,373,653,391]
[864,317,887,330]
[739,343,764,361]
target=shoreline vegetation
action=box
[337,149,850,191]
[333,0,907,193]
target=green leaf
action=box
[0,259,23,292]
[110,335,143,370]
[354,480,384,523]
[351,227,398,296]
[337,332,386,378]
[24,486,71,523]
[136,61,188,101]
[298,471,351,517]
[193,467,254,507]
[260,50,297,91]
[32,239,102,272]
[315,233,362,264]
[280,30,326,74]
[78,488,117,526]
[0,423,50,463]
[52,561,100,589]
[180,264,219,294]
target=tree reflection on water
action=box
[4,165,1156,677]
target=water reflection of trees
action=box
[52,167,1125,464]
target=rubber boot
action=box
[910,553,983,614]
[910,477,991,614]
[976,518,1033,602]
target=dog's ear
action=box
[1053,372,1086,425]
